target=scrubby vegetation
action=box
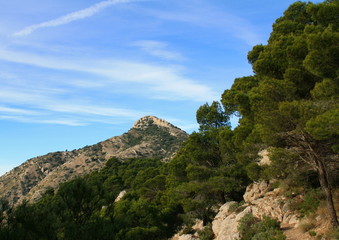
[238,214,286,240]
[0,0,338,239]
[0,155,247,239]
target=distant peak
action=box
[133,116,174,129]
[132,116,188,137]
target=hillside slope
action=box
[0,116,188,204]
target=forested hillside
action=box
[0,1,338,239]
[0,116,188,205]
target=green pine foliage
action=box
[221,0,338,226]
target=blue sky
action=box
[0,0,321,175]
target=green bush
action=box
[228,201,245,213]
[198,223,214,240]
[270,181,280,190]
[238,214,286,240]
[252,229,286,240]
[296,189,321,217]
[238,214,260,240]
[228,202,240,213]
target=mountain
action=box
[0,116,188,205]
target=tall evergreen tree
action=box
[222,0,339,227]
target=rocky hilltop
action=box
[0,116,188,205]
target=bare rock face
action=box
[212,181,300,240]
[133,116,184,137]
[211,150,299,240]
[212,201,248,240]
[170,234,199,240]
[0,116,188,205]
[243,181,270,202]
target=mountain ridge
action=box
[0,116,188,205]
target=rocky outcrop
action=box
[133,116,185,138]
[114,190,127,202]
[170,148,300,240]
[243,180,270,202]
[210,148,299,239]
[212,181,300,240]
[170,234,199,240]
[243,183,299,225]
[0,116,188,205]
[171,181,301,240]
[212,202,252,240]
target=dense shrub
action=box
[238,214,286,240]
[197,223,214,240]
[296,189,322,217]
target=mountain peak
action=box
[0,116,188,205]
[133,116,179,132]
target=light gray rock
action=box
[212,181,300,240]
[212,206,252,240]
[243,180,270,202]
[169,234,198,240]
[212,201,237,236]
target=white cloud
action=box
[0,90,143,115]
[0,46,217,126]
[45,103,143,118]
[0,48,218,102]
[0,106,38,115]
[0,115,86,126]
[0,84,146,126]
[70,80,105,88]
[134,40,185,61]
[13,0,140,37]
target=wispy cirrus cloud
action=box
[0,96,145,127]
[0,104,63,125]
[134,40,185,61]
[0,42,217,126]
[13,0,140,37]
[0,115,86,126]
[0,48,218,102]
[0,106,39,115]
[0,86,144,117]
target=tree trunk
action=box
[316,157,339,228]
[300,132,338,228]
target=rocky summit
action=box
[0,116,188,205]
